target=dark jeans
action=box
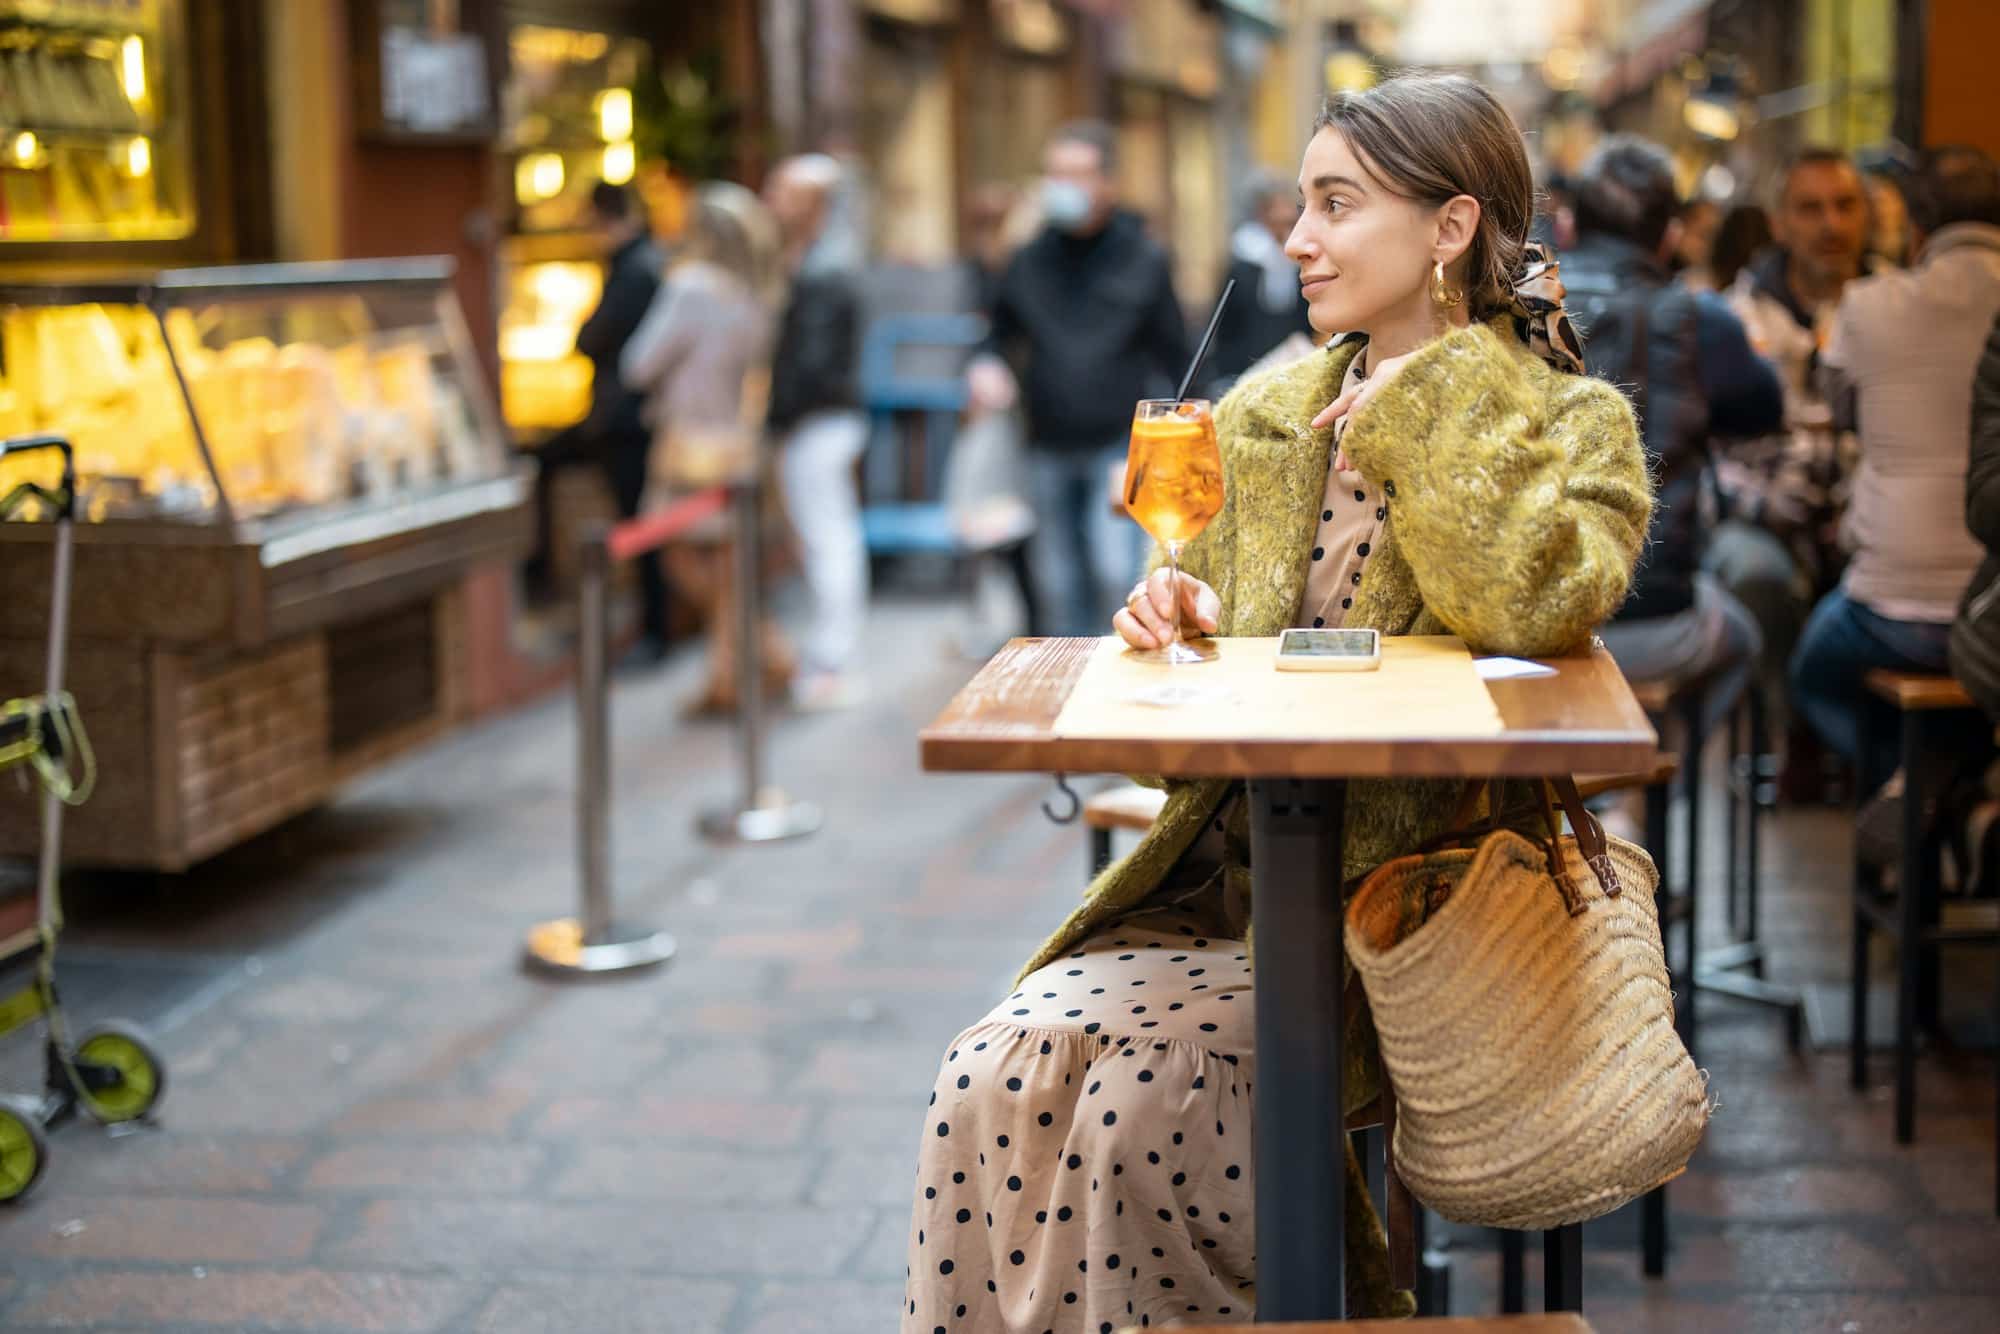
[1790,588,1951,794]
[527,425,669,642]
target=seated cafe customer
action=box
[1564,136,1781,738]
[902,73,1651,1331]
[1792,145,2000,817]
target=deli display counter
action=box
[0,258,528,869]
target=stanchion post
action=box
[578,527,611,944]
[522,523,677,976]
[697,475,821,845]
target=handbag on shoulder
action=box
[1345,777,1710,1230]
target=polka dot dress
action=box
[903,910,1257,1332]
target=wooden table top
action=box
[921,637,1659,780]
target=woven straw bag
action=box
[1346,778,1710,1230]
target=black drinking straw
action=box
[1174,277,1236,403]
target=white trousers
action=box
[777,410,871,676]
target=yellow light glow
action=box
[534,154,566,199]
[596,88,633,143]
[1543,45,1584,91]
[600,141,635,186]
[120,35,146,104]
[122,135,152,177]
[1683,97,1741,142]
[10,132,38,169]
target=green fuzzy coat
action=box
[1018,317,1651,1313]
[1022,316,1651,982]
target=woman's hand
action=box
[1113,567,1221,650]
[1310,350,1416,470]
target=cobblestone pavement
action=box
[0,600,1995,1332]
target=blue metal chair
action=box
[857,313,986,558]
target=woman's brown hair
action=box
[1314,73,1535,317]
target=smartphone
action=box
[1275,627,1381,672]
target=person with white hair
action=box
[764,153,872,709]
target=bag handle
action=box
[1418,776,1627,909]
[1550,775,1622,897]
[1536,776,1623,916]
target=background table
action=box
[921,637,1659,1322]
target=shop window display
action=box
[0,0,195,243]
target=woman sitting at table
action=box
[903,72,1652,1329]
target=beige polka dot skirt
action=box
[903,910,1257,1332]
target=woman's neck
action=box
[1360,295,1473,371]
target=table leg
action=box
[1544,1223,1584,1312]
[1248,777,1347,1322]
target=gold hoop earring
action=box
[1431,259,1464,308]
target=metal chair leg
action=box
[1641,1184,1668,1277]
[1499,1229,1525,1314]
[1679,695,1703,1059]
[1089,827,1111,878]
[1544,1223,1584,1313]
[1895,712,1926,1145]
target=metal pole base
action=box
[697,797,823,845]
[522,918,677,976]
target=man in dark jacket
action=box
[968,121,1191,635]
[525,182,668,660]
[1566,136,1783,737]
[766,154,870,709]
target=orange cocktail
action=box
[1124,399,1224,664]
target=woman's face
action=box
[1285,127,1465,336]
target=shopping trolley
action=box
[0,435,166,1203]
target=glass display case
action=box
[0,259,528,871]
[0,257,509,526]
[0,0,197,244]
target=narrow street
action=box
[0,601,1995,1332]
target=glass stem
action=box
[1166,541,1184,654]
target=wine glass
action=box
[1124,398,1224,665]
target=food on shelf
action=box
[0,19,183,241]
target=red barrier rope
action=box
[604,486,729,563]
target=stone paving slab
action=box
[0,601,1994,1332]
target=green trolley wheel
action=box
[0,1095,48,1203]
[72,1022,167,1124]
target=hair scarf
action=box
[1332,241,1585,377]
[1507,240,1586,375]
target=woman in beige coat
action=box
[904,74,1652,1329]
[620,183,791,709]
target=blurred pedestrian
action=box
[961,181,1019,315]
[523,181,668,663]
[967,120,1191,636]
[1708,148,1869,778]
[1672,195,1722,286]
[1950,310,2000,716]
[621,181,790,712]
[1204,167,1315,395]
[765,153,871,711]
[1858,143,1921,269]
[1706,202,1772,293]
[1793,146,2000,824]
[1565,137,1780,747]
